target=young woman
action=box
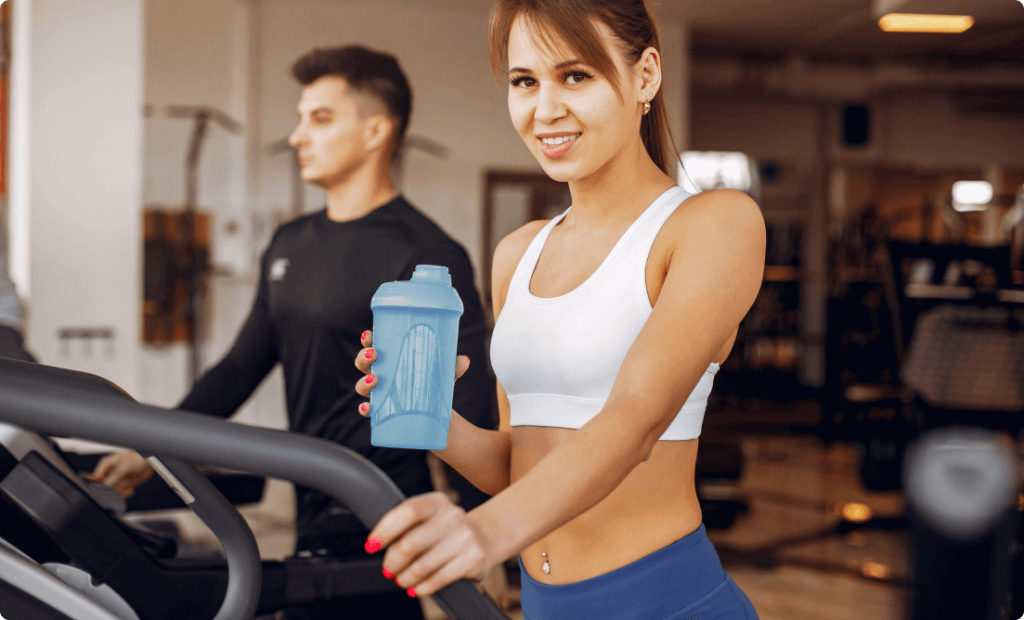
[354,1,764,617]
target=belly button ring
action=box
[541,552,550,574]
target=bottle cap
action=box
[411,265,451,285]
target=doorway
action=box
[481,171,571,312]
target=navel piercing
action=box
[541,551,551,574]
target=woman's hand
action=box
[365,492,497,597]
[353,330,471,418]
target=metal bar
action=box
[0,359,508,620]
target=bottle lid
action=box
[370,265,463,313]
[411,265,451,285]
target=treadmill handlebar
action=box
[0,358,509,620]
[154,457,262,620]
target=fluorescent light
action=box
[952,181,993,212]
[878,13,974,33]
[679,152,756,194]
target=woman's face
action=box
[506,16,646,184]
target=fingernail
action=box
[365,538,382,554]
[407,587,417,598]
[365,374,375,384]
[382,567,393,579]
[359,403,368,415]
[361,331,369,341]
[364,349,374,359]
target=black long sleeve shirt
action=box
[178,196,495,549]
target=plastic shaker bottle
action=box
[369,265,463,449]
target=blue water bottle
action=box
[369,265,463,449]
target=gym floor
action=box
[154,401,910,620]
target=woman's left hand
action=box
[365,492,496,598]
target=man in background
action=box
[94,46,495,620]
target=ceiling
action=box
[415,0,1024,63]
[676,0,1024,63]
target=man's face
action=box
[288,76,382,188]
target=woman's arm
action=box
[430,390,511,496]
[367,190,766,595]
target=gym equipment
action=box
[905,427,1020,620]
[0,357,508,620]
[144,105,242,382]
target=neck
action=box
[324,158,399,222]
[565,138,674,228]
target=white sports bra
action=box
[489,186,718,441]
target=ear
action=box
[363,114,395,155]
[635,47,663,105]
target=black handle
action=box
[0,358,509,620]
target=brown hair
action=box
[488,0,679,177]
[292,46,412,161]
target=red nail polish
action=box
[382,567,393,579]
[407,587,417,598]
[359,403,368,414]
[364,349,374,359]
[365,538,382,554]
[361,331,369,341]
[365,374,374,384]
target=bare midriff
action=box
[513,427,703,585]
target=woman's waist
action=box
[519,517,722,614]
[520,488,703,584]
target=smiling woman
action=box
[353,2,765,619]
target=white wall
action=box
[10,0,144,395]
[139,0,286,430]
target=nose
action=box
[534,84,566,124]
[288,121,306,150]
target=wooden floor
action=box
[706,435,908,620]
[161,431,910,620]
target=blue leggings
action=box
[518,524,758,620]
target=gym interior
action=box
[1,0,1024,619]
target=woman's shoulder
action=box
[666,189,765,246]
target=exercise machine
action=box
[0,357,507,620]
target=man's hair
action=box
[291,46,412,160]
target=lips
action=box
[537,133,581,159]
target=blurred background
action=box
[1,0,1023,618]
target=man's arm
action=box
[92,254,280,495]
[177,276,279,416]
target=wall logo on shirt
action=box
[270,258,290,281]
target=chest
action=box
[528,223,674,307]
[264,236,410,329]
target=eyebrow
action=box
[298,106,333,116]
[508,59,585,74]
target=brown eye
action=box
[510,76,536,88]
[565,71,593,86]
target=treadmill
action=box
[0,357,508,620]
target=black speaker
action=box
[842,104,871,147]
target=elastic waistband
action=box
[519,524,727,620]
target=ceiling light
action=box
[878,13,974,33]
[952,181,993,212]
